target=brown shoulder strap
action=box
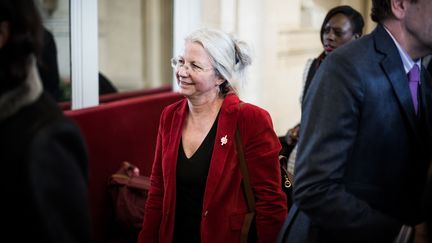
[235,102,256,243]
[235,130,256,211]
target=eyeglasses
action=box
[170,57,213,73]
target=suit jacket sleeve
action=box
[294,51,401,241]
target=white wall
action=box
[99,0,144,91]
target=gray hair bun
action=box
[185,28,252,91]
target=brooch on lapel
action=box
[220,135,228,146]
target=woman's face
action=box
[322,13,356,55]
[175,41,223,99]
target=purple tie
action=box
[408,64,420,114]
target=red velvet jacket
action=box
[138,94,287,243]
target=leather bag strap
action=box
[235,130,256,212]
[235,102,256,243]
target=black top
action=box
[173,116,218,243]
[302,52,326,103]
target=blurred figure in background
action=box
[282,5,364,174]
[99,72,118,95]
[0,0,92,242]
[301,5,364,101]
[38,27,62,101]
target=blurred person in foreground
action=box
[277,0,432,242]
[138,28,287,243]
[0,0,92,242]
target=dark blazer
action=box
[426,174,432,243]
[1,93,92,243]
[139,94,287,243]
[278,24,432,243]
[425,58,432,243]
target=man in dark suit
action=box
[278,0,432,242]
[427,175,432,243]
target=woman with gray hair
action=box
[138,28,287,243]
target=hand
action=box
[123,161,140,177]
[285,124,300,146]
